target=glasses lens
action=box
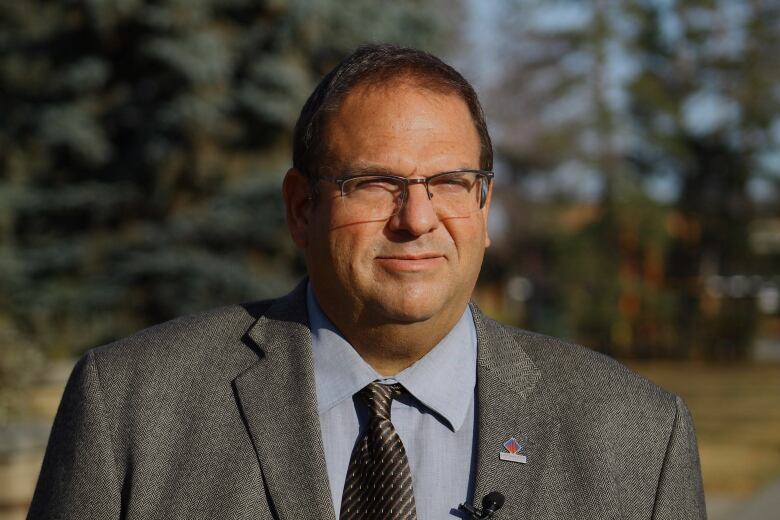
[428,171,483,218]
[336,171,489,221]
[341,176,404,220]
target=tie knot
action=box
[359,382,404,420]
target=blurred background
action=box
[1,0,778,518]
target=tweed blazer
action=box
[28,282,705,519]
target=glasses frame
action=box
[316,169,494,216]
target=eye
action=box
[430,172,474,191]
[343,176,401,195]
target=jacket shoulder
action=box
[83,298,280,395]
[488,323,704,517]
[495,320,678,418]
[95,300,272,360]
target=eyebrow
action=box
[339,164,478,178]
[341,165,397,177]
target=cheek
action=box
[326,229,367,281]
[328,241,352,280]
[447,218,487,259]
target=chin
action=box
[379,307,437,324]
[370,289,446,324]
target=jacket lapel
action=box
[233,284,336,520]
[471,305,562,518]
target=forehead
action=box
[323,80,481,174]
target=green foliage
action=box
[481,0,779,358]
[623,0,779,358]
[552,193,677,358]
[0,0,441,358]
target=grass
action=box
[627,361,780,498]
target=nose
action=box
[388,182,439,236]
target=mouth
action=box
[375,253,445,272]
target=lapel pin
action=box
[500,437,527,463]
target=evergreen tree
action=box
[0,0,440,410]
[625,0,780,358]
[470,0,663,356]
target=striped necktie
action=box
[340,382,417,520]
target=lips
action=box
[377,253,442,260]
[375,253,445,272]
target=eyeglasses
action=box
[315,169,494,220]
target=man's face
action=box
[287,80,491,328]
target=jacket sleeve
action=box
[651,395,707,520]
[28,350,121,519]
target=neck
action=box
[328,304,467,376]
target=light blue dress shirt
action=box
[307,284,478,519]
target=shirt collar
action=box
[307,282,476,432]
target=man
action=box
[29,45,706,519]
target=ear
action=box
[282,168,312,248]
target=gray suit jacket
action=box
[29,282,706,519]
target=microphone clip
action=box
[458,491,505,519]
